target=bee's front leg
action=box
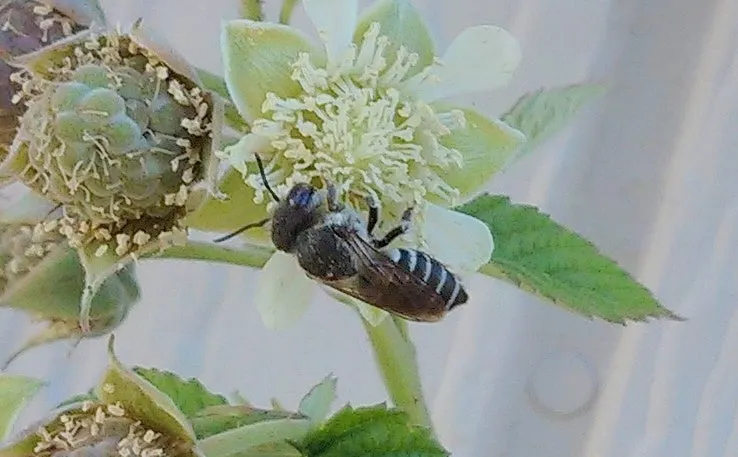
[365,195,379,235]
[325,182,345,212]
[372,207,413,248]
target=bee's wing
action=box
[319,226,448,322]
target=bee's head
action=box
[271,182,324,251]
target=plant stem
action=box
[240,0,264,21]
[361,316,434,432]
[279,0,300,24]
[147,241,272,268]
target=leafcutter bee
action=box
[214,155,468,322]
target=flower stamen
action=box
[232,21,464,234]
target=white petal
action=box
[303,0,358,65]
[421,203,494,275]
[256,252,315,329]
[216,133,271,176]
[416,25,521,102]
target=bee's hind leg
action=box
[372,207,413,249]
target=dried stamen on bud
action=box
[8,29,214,257]
[0,221,65,291]
[0,0,90,160]
[31,402,177,457]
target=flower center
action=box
[246,22,465,228]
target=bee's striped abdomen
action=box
[387,248,468,310]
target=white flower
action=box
[219,0,526,327]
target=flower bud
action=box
[0,188,140,368]
[1,338,198,457]
[1,22,219,260]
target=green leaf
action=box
[298,376,337,424]
[294,404,448,457]
[0,375,45,441]
[456,194,683,323]
[95,336,197,442]
[198,416,312,457]
[132,367,228,418]
[501,84,606,158]
[193,405,306,439]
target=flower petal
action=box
[435,104,526,199]
[221,20,318,121]
[353,0,435,77]
[303,0,359,65]
[421,203,494,275]
[417,25,521,101]
[256,251,315,329]
[183,168,271,245]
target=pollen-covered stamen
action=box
[242,21,465,229]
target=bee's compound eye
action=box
[288,184,315,208]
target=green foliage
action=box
[133,367,229,417]
[457,194,683,323]
[293,404,448,457]
[502,84,606,158]
[297,375,337,424]
[0,375,44,441]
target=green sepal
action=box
[0,375,45,442]
[501,84,606,159]
[94,336,197,443]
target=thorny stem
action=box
[240,0,264,21]
[361,315,434,432]
[279,0,300,24]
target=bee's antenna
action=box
[45,202,62,219]
[255,153,280,202]
[213,217,270,243]
[212,154,279,244]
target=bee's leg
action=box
[372,207,413,248]
[326,182,345,212]
[365,195,379,235]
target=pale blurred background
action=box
[2,0,737,456]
